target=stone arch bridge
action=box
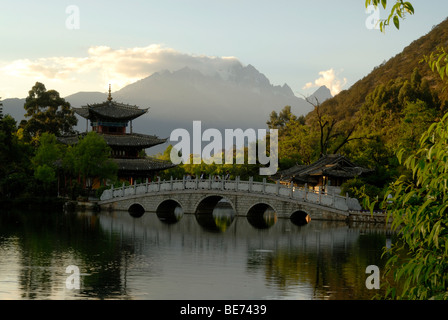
[98,177,362,223]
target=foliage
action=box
[355,69,439,154]
[32,133,63,186]
[424,46,448,88]
[268,69,439,195]
[156,144,262,181]
[378,113,448,300]
[22,82,78,144]
[154,145,187,179]
[267,106,318,168]
[365,0,414,31]
[0,115,35,198]
[363,1,448,300]
[341,177,382,203]
[34,164,57,186]
[313,17,448,134]
[64,131,118,185]
[305,97,359,157]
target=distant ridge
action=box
[64,63,331,144]
[2,63,331,155]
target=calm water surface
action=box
[0,207,395,300]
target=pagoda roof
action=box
[272,154,372,182]
[58,132,167,149]
[74,100,148,122]
[113,158,176,174]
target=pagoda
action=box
[59,85,175,187]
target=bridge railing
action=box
[100,176,362,211]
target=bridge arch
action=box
[156,199,184,224]
[128,202,145,218]
[194,195,236,233]
[246,203,278,229]
[290,210,311,226]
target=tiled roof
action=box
[113,158,176,173]
[74,100,148,122]
[273,154,372,181]
[58,133,167,148]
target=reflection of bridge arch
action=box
[290,210,311,226]
[155,199,184,224]
[128,202,145,218]
[247,203,278,229]
[194,194,236,215]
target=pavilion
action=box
[58,85,175,188]
[271,154,372,194]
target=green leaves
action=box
[22,82,78,143]
[393,15,400,29]
[66,131,118,182]
[32,133,63,186]
[381,113,448,300]
[365,0,415,32]
[423,47,448,89]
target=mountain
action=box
[1,98,26,124]
[317,17,448,121]
[108,63,321,138]
[65,63,330,153]
[2,63,331,154]
[306,85,332,104]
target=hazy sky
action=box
[1,0,447,99]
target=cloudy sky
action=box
[1,0,448,99]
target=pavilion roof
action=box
[58,132,167,149]
[73,100,148,122]
[272,154,372,182]
[113,158,176,174]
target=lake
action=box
[0,206,395,300]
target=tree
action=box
[266,106,301,134]
[364,1,448,300]
[267,106,318,168]
[22,82,77,143]
[305,97,359,157]
[64,132,118,189]
[0,115,35,198]
[378,113,448,299]
[424,46,448,86]
[32,133,64,194]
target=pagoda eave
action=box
[114,158,177,175]
[57,133,168,149]
[73,102,149,122]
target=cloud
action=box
[0,45,241,97]
[303,68,347,96]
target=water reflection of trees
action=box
[0,208,396,300]
[246,229,393,300]
[0,210,132,299]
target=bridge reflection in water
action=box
[0,207,394,300]
[130,195,312,233]
[93,207,392,300]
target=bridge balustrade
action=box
[100,176,361,211]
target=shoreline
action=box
[0,196,66,211]
[1,197,392,226]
